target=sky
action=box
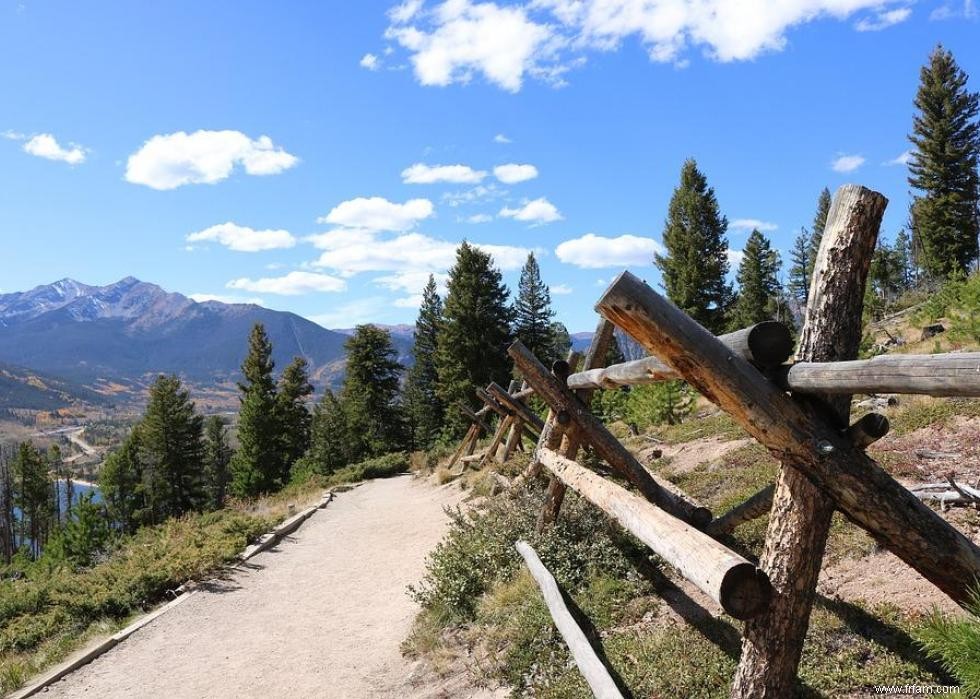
[0,0,978,333]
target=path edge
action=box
[9,490,337,699]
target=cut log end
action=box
[746,320,795,367]
[690,505,714,530]
[720,563,774,620]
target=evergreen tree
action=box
[48,492,109,568]
[403,275,445,450]
[339,325,405,460]
[807,188,832,271]
[276,356,314,483]
[231,324,281,497]
[0,447,14,563]
[512,253,558,363]
[139,375,205,520]
[730,230,783,328]
[99,429,146,532]
[787,227,812,305]
[436,242,514,433]
[549,321,572,363]
[908,45,980,278]
[654,159,732,333]
[203,416,232,510]
[304,389,348,474]
[13,442,53,557]
[893,228,916,289]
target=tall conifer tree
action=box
[203,416,232,510]
[304,389,348,474]
[807,188,832,271]
[231,323,281,497]
[436,242,514,433]
[512,253,558,363]
[730,230,783,328]
[403,275,445,450]
[654,159,732,333]
[276,356,314,484]
[908,45,980,277]
[787,228,812,305]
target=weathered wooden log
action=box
[846,413,890,449]
[595,270,980,607]
[482,415,514,467]
[780,353,980,397]
[476,388,538,442]
[705,484,775,537]
[515,541,625,698]
[457,402,492,434]
[538,448,771,619]
[448,424,479,468]
[510,340,713,528]
[475,386,536,418]
[567,321,793,391]
[488,382,545,434]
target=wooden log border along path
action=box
[10,491,337,699]
[461,184,980,696]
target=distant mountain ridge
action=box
[0,277,412,399]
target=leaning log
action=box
[488,382,545,434]
[510,341,712,528]
[515,541,625,699]
[567,321,793,391]
[595,270,980,607]
[846,413,890,449]
[482,415,514,467]
[780,353,980,397]
[448,424,479,468]
[457,402,492,434]
[538,448,771,619]
[705,485,776,537]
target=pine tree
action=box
[48,492,109,568]
[512,253,558,363]
[99,429,146,532]
[908,45,980,278]
[276,356,313,484]
[893,228,916,290]
[13,442,53,557]
[654,159,732,333]
[549,322,572,362]
[436,242,514,434]
[730,230,783,328]
[203,416,232,510]
[808,188,832,271]
[139,375,205,520]
[403,275,445,450]
[340,325,405,460]
[304,389,348,474]
[231,323,281,497]
[0,447,14,563]
[787,228,812,305]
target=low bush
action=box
[916,589,980,696]
[324,452,409,486]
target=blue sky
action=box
[1,0,977,332]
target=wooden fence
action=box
[448,184,980,698]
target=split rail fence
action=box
[447,184,980,698]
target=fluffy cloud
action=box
[125,130,298,190]
[21,133,87,165]
[727,248,745,267]
[186,222,296,252]
[885,149,912,166]
[464,213,493,223]
[317,196,434,231]
[360,53,381,70]
[499,197,563,224]
[385,0,911,91]
[731,218,778,232]
[402,162,488,183]
[550,283,573,294]
[227,271,346,295]
[855,7,912,31]
[494,133,512,143]
[831,154,866,173]
[307,297,392,328]
[556,233,663,268]
[494,163,538,183]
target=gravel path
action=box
[39,475,487,699]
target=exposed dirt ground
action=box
[38,475,501,699]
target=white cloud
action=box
[317,196,434,231]
[361,53,381,70]
[930,1,974,20]
[389,0,424,23]
[375,270,450,294]
[308,297,392,328]
[1,130,25,140]
[385,0,912,91]
[556,233,663,268]
[394,295,426,308]
[494,133,512,143]
[500,197,562,224]
[21,133,87,164]
[227,271,347,295]
[854,7,912,31]
[190,293,265,306]
[385,0,557,92]
[550,283,573,295]
[731,218,778,232]
[186,222,296,252]
[443,183,507,207]
[831,153,866,173]
[402,162,488,184]
[885,149,912,166]
[125,130,298,190]
[727,248,746,267]
[494,163,538,183]
[464,213,493,223]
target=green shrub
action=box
[916,589,980,696]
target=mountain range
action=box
[0,277,413,406]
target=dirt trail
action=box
[40,475,496,699]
